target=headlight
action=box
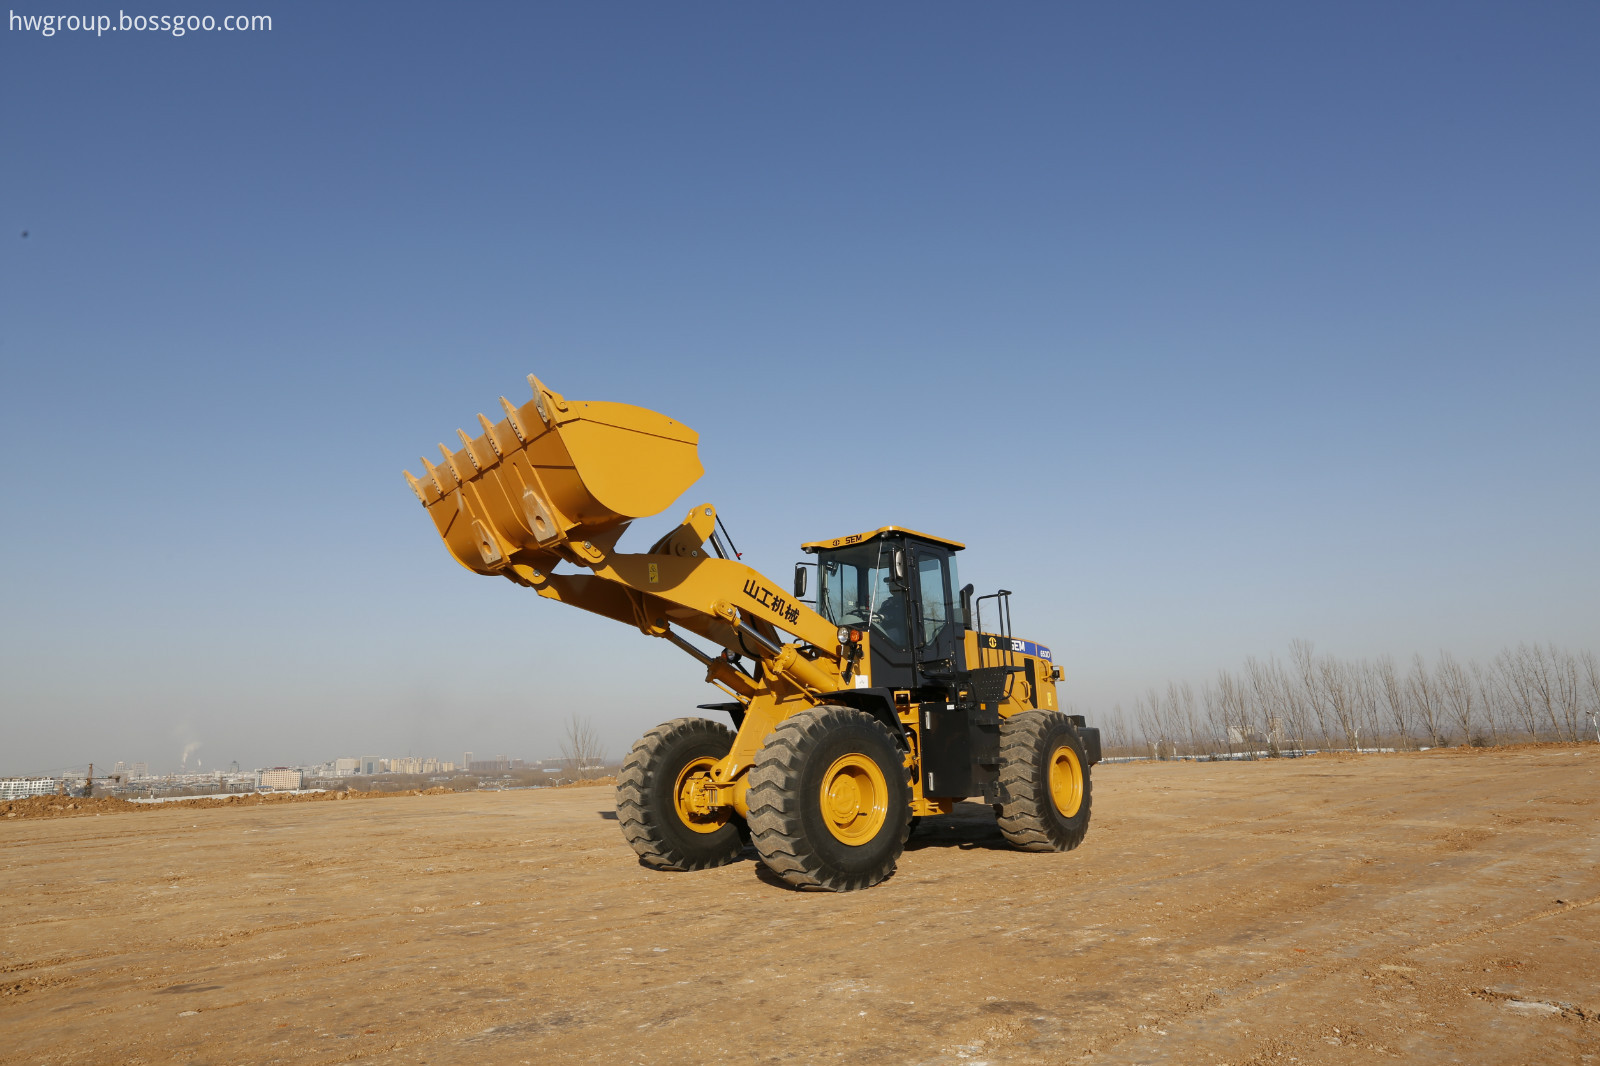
[837,625,851,645]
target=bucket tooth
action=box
[476,413,503,457]
[439,443,469,484]
[529,373,568,416]
[403,470,429,505]
[499,396,528,443]
[420,454,452,495]
[527,374,550,424]
[457,428,485,471]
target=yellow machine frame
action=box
[404,376,1065,825]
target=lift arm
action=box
[404,375,849,703]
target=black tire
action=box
[615,717,744,871]
[747,706,911,891]
[996,710,1093,852]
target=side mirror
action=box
[793,564,807,599]
[892,548,906,582]
[960,583,974,629]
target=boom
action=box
[404,376,861,768]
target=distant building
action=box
[1,778,58,800]
[360,756,382,775]
[467,756,524,774]
[334,758,360,777]
[256,768,305,791]
[131,762,150,780]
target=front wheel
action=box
[747,706,911,891]
[995,710,1093,852]
[615,717,744,871]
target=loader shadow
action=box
[752,858,846,891]
[904,801,1012,851]
[604,802,1008,888]
[747,801,1011,891]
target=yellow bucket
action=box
[405,375,702,574]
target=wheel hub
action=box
[673,757,730,834]
[819,753,888,845]
[1048,743,1084,817]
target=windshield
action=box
[816,542,907,650]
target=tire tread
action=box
[747,706,909,891]
[995,710,1092,853]
[615,717,742,872]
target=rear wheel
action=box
[747,706,911,891]
[995,710,1092,852]
[615,717,744,871]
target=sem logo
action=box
[981,634,1054,661]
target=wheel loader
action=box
[404,375,1101,891]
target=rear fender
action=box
[1075,726,1102,766]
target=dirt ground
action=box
[0,787,460,821]
[4,748,1597,1065]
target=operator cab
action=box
[799,527,970,693]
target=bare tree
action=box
[1105,704,1132,755]
[1245,655,1297,753]
[1374,654,1411,749]
[1290,639,1334,748]
[1202,679,1226,754]
[1224,668,1256,752]
[559,713,607,779]
[1551,645,1585,743]
[1525,643,1569,741]
[1241,656,1271,746]
[1353,660,1385,749]
[1207,670,1251,755]
[1318,656,1363,750]
[1581,651,1600,742]
[1112,641,1597,758]
[1436,651,1476,746]
[1133,690,1163,757]
[1170,681,1205,756]
[1470,660,1502,746]
[1495,647,1541,740]
[1407,653,1447,747]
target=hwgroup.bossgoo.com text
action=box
[10,9,271,35]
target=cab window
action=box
[916,552,950,647]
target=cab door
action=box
[816,540,916,690]
[910,546,960,680]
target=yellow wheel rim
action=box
[819,753,888,845]
[1048,742,1084,818]
[673,756,728,834]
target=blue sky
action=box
[3,3,1596,774]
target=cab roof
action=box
[800,526,966,554]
